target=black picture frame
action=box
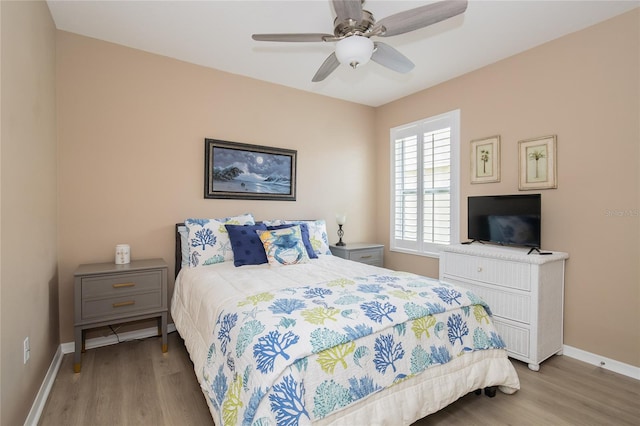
[204,139,297,201]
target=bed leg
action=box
[484,386,497,398]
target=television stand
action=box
[440,244,569,370]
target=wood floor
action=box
[40,331,640,426]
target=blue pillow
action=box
[225,223,268,267]
[267,223,318,259]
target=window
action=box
[390,110,460,257]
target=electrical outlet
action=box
[23,337,30,364]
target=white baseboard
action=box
[563,345,640,380]
[24,345,64,426]
[27,324,177,426]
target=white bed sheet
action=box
[171,255,520,425]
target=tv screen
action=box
[468,194,541,248]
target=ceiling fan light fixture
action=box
[335,35,374,69]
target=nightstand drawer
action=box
[82,291,163,320]
[330,243,384,267]
[81,270,163,297]
[443,252,531,291]
[348,248,383,265]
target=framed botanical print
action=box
[519,135,557,190]
[470,135,500,184]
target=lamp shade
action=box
[335,36,374,69]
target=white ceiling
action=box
[46,0,638,107]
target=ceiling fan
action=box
[252,0,468,82]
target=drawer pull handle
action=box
[360,255,373,259]
[113,301,135,308]
[113,282,135,288]
[477,267,483,272]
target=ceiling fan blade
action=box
[371,42,414,73]
[312,52,340,82]
[252,33,333,42]
[332,0,363,23]
[376,0,468,37]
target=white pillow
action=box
[185,213,255,267]
[178,224,189,268]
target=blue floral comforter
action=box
[202,270,506,426]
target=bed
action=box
[171,216,520,425]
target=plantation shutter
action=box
[423,128,451,245]
[390,110,459,256]
[392,125,420,252]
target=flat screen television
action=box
[468,194,541,248]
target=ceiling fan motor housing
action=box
[334,10,375,38]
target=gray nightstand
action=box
[73,258,168,373]
[330,243,384,267]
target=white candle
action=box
[336,214,347,225]
[115,244,130,264]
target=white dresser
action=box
[439,244,569,371]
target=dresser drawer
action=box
[494,320,530,359]
[348,248,383,265]
[81,290,163,320]
[443,252,531,291]
[81,270,163,298]
[443,278,531,324]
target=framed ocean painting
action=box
[204,139,297,201]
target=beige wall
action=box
[13,10,635,423]
[0,4,635,424]
[57,9,639,368]
[56,31,377,344]
[375,9,639,367]
[1,1,58,425]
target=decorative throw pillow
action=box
[185,213,255,267]
[266,223,318,259]
[287,220,332,256]
[262,219,332,256]
[225,223,268,267]
[257,225,311,266]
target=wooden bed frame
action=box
[174,223,185,278]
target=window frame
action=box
[389,109,460,258]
